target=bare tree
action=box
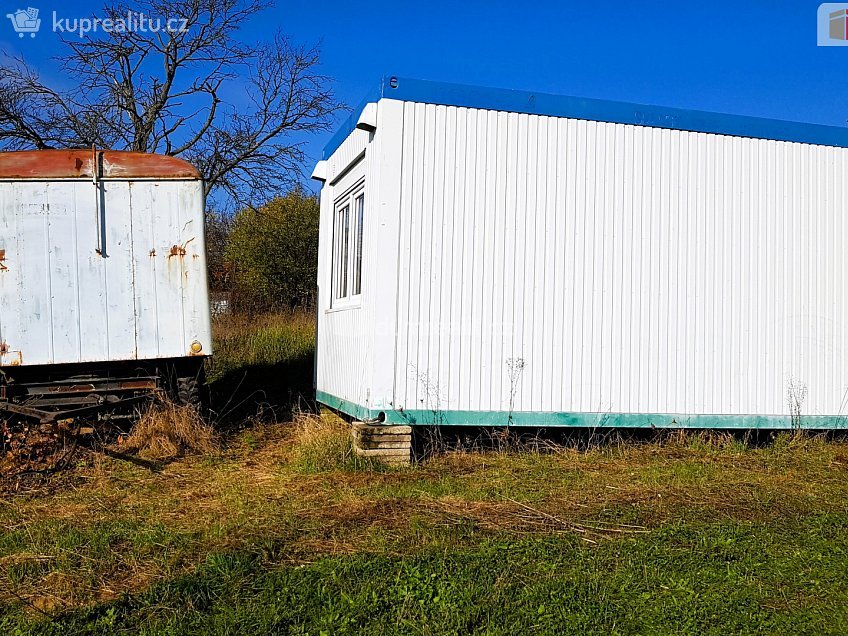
[0,0,342,205]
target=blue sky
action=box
[2,1,847,179]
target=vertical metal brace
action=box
[92,145,104,256]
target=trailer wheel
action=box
[176,362,207,410]
[178,376,199,408]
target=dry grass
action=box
[121,399,219,459]
[3,312,848,628]
[287,412,352,469]
[0,314,848,633]
[1,417,847,615]
[207,310,315,383]
[210,311,315,339]
[287,411,386,472]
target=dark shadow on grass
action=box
[96,447,177,472]
[208,352,317,434]
[413,425,848,461]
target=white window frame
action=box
[331,178,365,309]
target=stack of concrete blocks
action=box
[351,422,412,466]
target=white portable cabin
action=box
[0,150,212,369]
[313,77,848,429]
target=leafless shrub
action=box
[407,366,447,425]
[788,378,808,430]
[505,357,526,426]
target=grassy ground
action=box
[1,312,847,634]
[206,311,317,421]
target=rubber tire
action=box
[176,362,207,410]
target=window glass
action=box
[353,194,364,295]
[331,183,364,305]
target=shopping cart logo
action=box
[5,7,189,39]
[6,7,41,38]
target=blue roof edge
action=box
[322,76,848,160]
[321,77,386,161]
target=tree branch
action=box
[0,0,342,207]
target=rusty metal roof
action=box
[0,150,202,180]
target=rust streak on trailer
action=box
[0,150,201,179]
[168,237,196,260]
[120,379,157,390]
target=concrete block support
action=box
[351,422,412,465]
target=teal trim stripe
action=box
[316,391,848,430]
[315,391,376,422]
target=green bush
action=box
[225,189,319,311]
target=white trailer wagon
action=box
[0,150,211,424]
[312,76,848,434]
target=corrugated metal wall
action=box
[316,128,373,408]
[0,179,211,366]
[391,101,848,417]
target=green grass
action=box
[2,312,848,634]
[5,516,848,635]
[206,312,316,383]
[2,434,848,635]
[287,415,387,474]
[205,311,316,419]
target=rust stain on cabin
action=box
[0,150,201,180]
[168,237,196,260]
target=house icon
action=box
[831,8,848,39]
[817,3,848,47]
[6,7,41,38]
